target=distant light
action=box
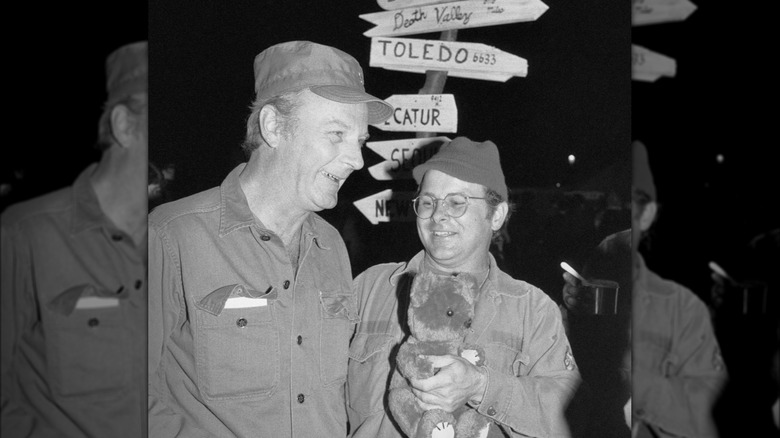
[568,154,576,165]
[556,182,561,188]
[716,154,724,163]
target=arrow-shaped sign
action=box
[632,45,676,82]
[367,136,450,181]
[370,37,527,82]
[377,0,454,11]
[354,189,417,224]
[361,0,549,37]
[632,0,697,27]
[372,94,457,133]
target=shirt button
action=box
[260,235,271,241]
[283,280,291,289]
[297,335,303,345]
[135,280,143,289]
[486,406,496,416]
[111,234,123,242]
[297,393,305,403]
[88,318,100,327]
[236,318,248,328]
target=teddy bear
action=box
[388,270,492,438]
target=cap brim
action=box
[311,85,393,125]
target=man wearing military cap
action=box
[147,41,392,437]
[347,137,580,437]
[1,41,148,437]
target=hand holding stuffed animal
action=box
[388,270,491,438]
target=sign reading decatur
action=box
[372,94,457,133]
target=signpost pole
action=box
[417,29,457,139]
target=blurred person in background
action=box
[1,41,148,437]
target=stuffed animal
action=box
[388,270,491,438]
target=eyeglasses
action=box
[412,193,487,219]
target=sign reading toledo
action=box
[370,37,527,82]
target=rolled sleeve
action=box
[475,299,580,437]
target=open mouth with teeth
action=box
[320,170,342,183]
[432,231,456,237]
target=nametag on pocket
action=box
[75,296,120,309]
[224,297,267,309]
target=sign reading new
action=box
[354,189,417,224]
[370,37,527,82]
[362,0,549,37]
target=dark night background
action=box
[148,0,632,301]
[2,3,148,212]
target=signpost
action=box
[361,0,549,37]
[370,37,527,82]
[372,94,457,133]
[354,189,417,224]
[367,137,450,181]
[632,0,697,26]
[632,44,676,82]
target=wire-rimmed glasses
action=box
[412,193,487,219]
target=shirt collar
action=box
[219,163,256,237]
[70,164,110,235]
[388,250,500,300]
[217,163,328,248]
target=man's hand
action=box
[562,271,591,314]
[409,354,488,413]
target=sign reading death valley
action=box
[632,0,697,27]
[370,37,527,82]
[632,45,676,82]
[372,94,457,133]
[354,189,417,224]
[361,0,549,37]
[367,137,450,181]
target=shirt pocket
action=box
[193,285,280,401]
[45,296,132,399]
[347,332,396,417]
[483,342,528,377]
[319,289,359,387]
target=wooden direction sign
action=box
[372,94,457,133]
[367,136,450,181]
[632,0,697,27]
[370,37,527,82]
[361,0,549,37]
[632,45,676,82]
[354,189,417,224]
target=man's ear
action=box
[490,202,509,231]
[258,105,283,149]
[110,104,135,148]
[639,200,657,232]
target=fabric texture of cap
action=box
[412,137,509,200]
[632,140,656,200]
[252,41,392,125]
[105,41,147,105]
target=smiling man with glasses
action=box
[346,137,580,437]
